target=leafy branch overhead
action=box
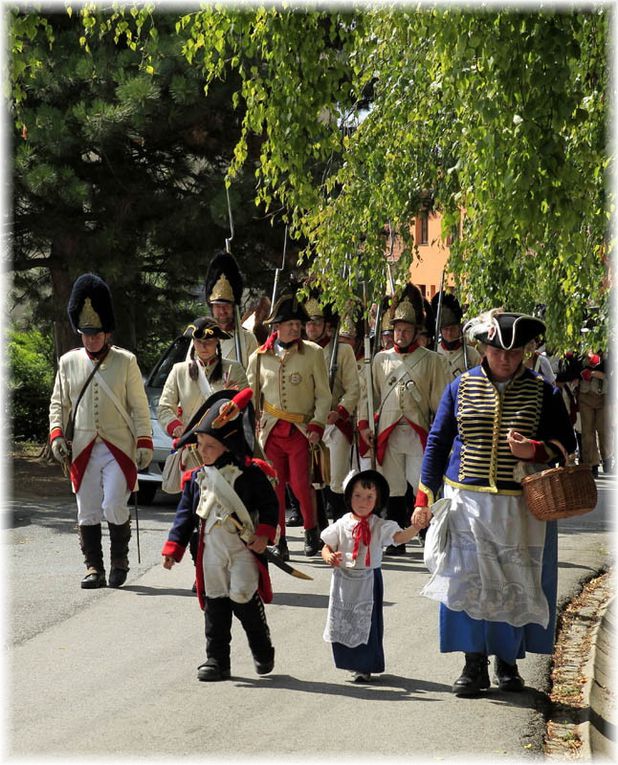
[10,5,611,352]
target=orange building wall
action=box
[388,211,452,298]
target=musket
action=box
[224,184,244,366]
[328,313,340,392]
[226,515,313,580]
[362,281,376,470]
[271,225,288,307]
[433,269,446,352]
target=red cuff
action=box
[255,523,277,544]
[308,423,324,437]
[166,419,183,437]
[336,405,350,421]
[50,428,64,442]
[414,489,429,508]
[358,420,369,432]
[530,440,551,463]
[136,437,153,449]
[161,540,185,562]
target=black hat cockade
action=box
[431,291,464,330]
[468,311,546,351]
[264,293,310,325]
[343,469,390,515]
[176,388,256,457]
[185,316,231,341]
[205,251,244,306]
[67,273,115,335]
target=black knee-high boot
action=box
[327,489,346,521]
[198,596,233,681]
[78,524,106,589]
[231,593,275,675]
[108,520,131,587]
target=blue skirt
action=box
[439,521,558,664]
[332,568,385,674]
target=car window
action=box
[147,335,192,389]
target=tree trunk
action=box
[49,237,80,361]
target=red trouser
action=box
[265,420,316,534]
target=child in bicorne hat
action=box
[320,470,421,683]
[162,388,279,682]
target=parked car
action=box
[137,332,192,503]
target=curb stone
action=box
[545,569,614,760]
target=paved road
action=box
[4,476,613,760]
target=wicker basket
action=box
[521,464,598,521]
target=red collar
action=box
[394,341,419,355]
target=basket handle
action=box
[548,439,575,466]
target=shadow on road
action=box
[230,672,452,700]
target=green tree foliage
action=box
[9,7,290,368]
[9,329,55,442]
[175,7,611,352]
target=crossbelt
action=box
[263,400,311,424]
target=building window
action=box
[417,212,429,245]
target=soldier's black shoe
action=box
[269,538,290,562]
[452,653,490,695]
[591,465,599,478]
[197,659,231,682]
[108,568,128,588]
[304,527,320,556]
[287,510,303,527]
[495,658,525,692]
[254,648,275,675]
[385,544,406,556]
[81,570,106,589]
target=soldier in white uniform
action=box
[247,294,332,559]
[432,291,482,381]
[49,274,153,589]
[158,317,248,440]
[304,296,360,522]
[358,285,450,554]
[204,250,258,368]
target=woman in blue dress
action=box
[412,311,576,696]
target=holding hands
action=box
[412,506,432,529]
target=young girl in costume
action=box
[320,470,420,682]
[162,388,279,682]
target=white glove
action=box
[51,437,70,463]
[136,447,153,470]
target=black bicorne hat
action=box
[176,388,255,457]
[67,273,115,334]
[474,312,546,350]
[264,293,310,325]
[205,251,244,305]
[185,316,231,341]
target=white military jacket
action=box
[49,346,152,492]
[221,327,258,369]
[157,357,248,436]
[247,336,331,446]
[359,344,450,465]
[438,341,482,381]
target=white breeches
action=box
[323,425,353,494]
[378,423,424,498]
[202,524,259,604]
[76,441,131,526]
